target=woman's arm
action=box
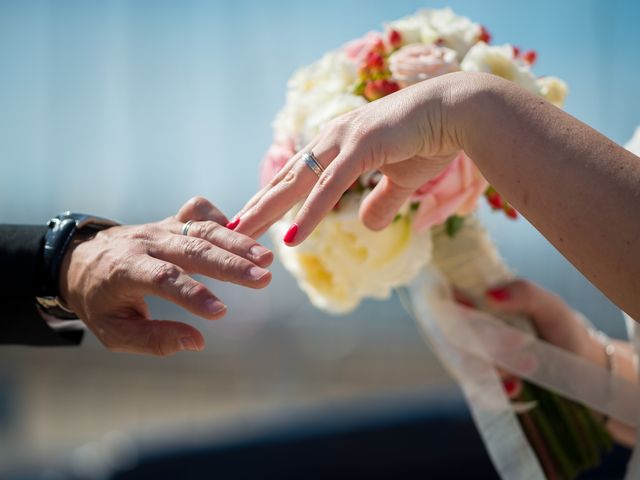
[236,71,640,318]
[457,74,640,319]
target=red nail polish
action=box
[487,287,511,302]
[226,218,240,230]
[283,223,298,244]
[502,377,522,399]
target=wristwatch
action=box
[36,212,120,319]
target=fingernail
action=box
[249,245,271,260]
[487,287,511,302]
[248,266,269,281]
[226,218,240,230]
[283,223,298,244]
[502,377,523,399]
[204,298,227,314]
[178,336,200,352]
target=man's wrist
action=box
[36,212,119,320]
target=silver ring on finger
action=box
[301,151,324,178]
[181,220,194,236]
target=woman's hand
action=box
[482,280,604,366]
[480,279,637,446]
[59,197,273,356]
[235,72,479,243]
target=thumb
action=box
[359,175,415,231]
[97,315,206,356]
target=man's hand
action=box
[58,197,273,356]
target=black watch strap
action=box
[36,212,119,319]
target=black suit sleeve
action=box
[0,224,83,346]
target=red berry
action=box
[363,79,400,101]
[512,45,521,58]
[486,191,503,210]
[478,25,491,43]
[504,205,518,219]
[522,50,537,65]
[365,51,385,71]
[371,38,386,55]
[388,29,402,49]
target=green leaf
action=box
[445,215,465,237]
[352,81,366,96]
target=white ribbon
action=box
[405,268,640,479]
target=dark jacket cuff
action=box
[0,224,83,346]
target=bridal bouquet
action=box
[261,8,610,479]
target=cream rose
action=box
[389,43,459,87]
[273,50,365,144]
[460,42,540,94]
[273,194,433,314]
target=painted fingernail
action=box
[226,218,240,230]
[487,287,511,302]
[502,377,523,399]
[248,266,269,281]
[249,245,271,260]
[178,336,200,352]
[283,223,298,244]
[204,298,226,314]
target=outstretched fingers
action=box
[283,151,363,246]
[235,143,339,239]
[132,255,228,319]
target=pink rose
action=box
[411,152,487,231]
[343,31,384,62]
[389,44,460,88]
[260,139,296,187]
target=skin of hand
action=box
[58,196,274,356]
[484,279,636,446]
[235,71,640,319]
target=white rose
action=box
[273,91,366,146]
[461,43,540,94]
[273,194,433,314]
[273,50,364,144]
[625,126,640,156]
[537,76,568,107]
[288,51,358,95]
[387,8,481,58]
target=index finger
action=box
[235,143,338,239]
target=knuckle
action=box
[148,331,170,357]
[150,262,181,287]
[282,168,298,185]
[182,281,209,302]
[189,195,211,211]
[316,170,333,190]
[217,253,245,277]
[182,237,211,260]
[195,221,219,240]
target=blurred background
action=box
[0,0,639,477]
